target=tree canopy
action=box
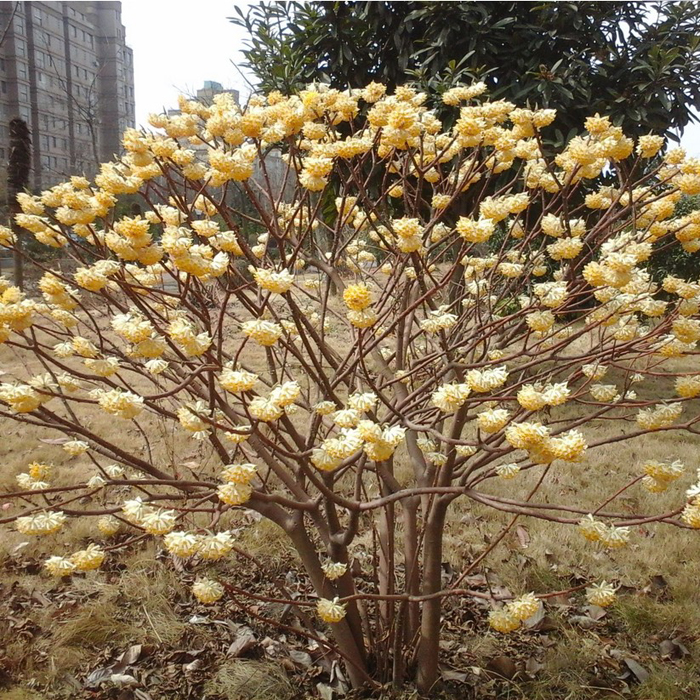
[231,1,700,144]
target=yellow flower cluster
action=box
[636,402,683,431]
[70,543,106,571]
[16,511,66,535]
[241,319,284,346]
[95,388,144,420]
[517,382,570,411]
[312,391,404,470]
[641,459,684,493]
[252,267,295,294]
[317,597,347,623]
[192,577,224,604]
[488,593,540,633]
[578,514,630,548]
[322,561,348,580]
[432,382,471,413]
[220,366,259,393]
[420,306,457,334]
[586,581,617,607]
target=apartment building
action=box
[0,1,135,192]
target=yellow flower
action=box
[198,531,235,560]
[252,267,295,294]
[636,135,664,159]
[322,561,348,580]
[164,531,200,558]
[192,578,224,604]
[343,283,372,311]
[681,504,700,528]
[220,367,258,393]
[488,608,520,633]
[676,375,700,398]
[431,382,471,413]
[217,482,253,506]
[507,593,540,621]
[586,581,616,607]
[317,597,346,623]
[241,319,283,346]
[16,511,67,536]
[45,556,77,577]
[347,308,378,329]
[221,463,257,485]
[63,439,89,456]
[477,408,510,433]
[70,544,105,571]
[517,385,546,411]
[97,515,121,537]
[141,509,177,535]
[96,388,144,419]
[496,463,520,479]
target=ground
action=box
[1,321,699,699]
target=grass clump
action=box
[205,659,297,700]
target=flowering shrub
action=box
[1,81,700,692]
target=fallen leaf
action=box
[289,649,312,667]
[569,615,599,630]
[485,655,517,680]
[439,663,469,682]
[227,626,256,657]
[586,604,607,621]
[659,638,689,660]
[525,657,544,676]
[109,673,139,686]
[316,682,334,700]
[516,525,530,548]
[523,603,545,629]
[623,658,650,683]
[116,644,142,669]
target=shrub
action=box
[1,84,700,693]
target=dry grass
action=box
[1,315,699,697]
[204,659,297,700]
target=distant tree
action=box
[231,1,700,144]
[7,117,30,288]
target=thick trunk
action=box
[287,517,370,689]
[416,502,448,694]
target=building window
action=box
[15,39,26,57]
[0,81,6,94]
[18,64,27,79]
[19,85,29,101]
[0,58,5,71]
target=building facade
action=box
[0,1,134,192]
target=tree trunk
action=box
[286,516,371,689]
[416,501,448,694]
[7,118,31,290]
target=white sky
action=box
[120,0,700,156]
[120,0,254,126]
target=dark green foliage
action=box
[649,194,700,282]
[231,2,700,144]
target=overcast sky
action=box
[120,0,700,156]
